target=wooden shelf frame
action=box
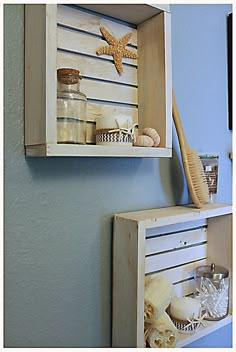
[112,203,232,347]
[25,4,172,157]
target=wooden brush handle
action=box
[172,91,190,151]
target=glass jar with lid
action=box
[195,263,230,320]
[57,68,87,144]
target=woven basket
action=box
[96,131,132,146]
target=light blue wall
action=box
[171,4,232,348]
[171,4,232,204]
[4,4,232,348]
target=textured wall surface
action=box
[171,4,232,204]
[4,4,232,348]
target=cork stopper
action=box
[57,68,80,84]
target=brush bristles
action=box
[187,150,209,205]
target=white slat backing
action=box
[86,102,138,123]
[57,5,137,46]
[146,228,207,256]
[80,80,138,105]
[174,279,196,297]
[145,244,207,274]
[145,219,208,296]
[145,259,207,285]
[57,5,139,140]
[57,27,138,66]
[57,51,138,86]
[146,218,207,238]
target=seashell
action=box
[133,135,154,147]
[143,127,161,147]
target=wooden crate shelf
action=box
[25,4,172,157]
[113,203,232,347]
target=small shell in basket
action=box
[133,135,154,147]
[143,128,161,147]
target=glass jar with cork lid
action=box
[57,68,87,144]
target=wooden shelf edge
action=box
[115,203,232,226]
[78,4,170,26]
[25,143,172,158]
[176,314,232,347]
[25,144,47,156]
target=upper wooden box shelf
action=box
[25,4,172,157]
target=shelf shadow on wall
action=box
[159,146,186,206]
[25,154,145,180]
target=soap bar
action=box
[169,297,201,321]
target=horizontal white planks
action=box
[86,101,138,123]
[145,257,207,297]
[146,218,207,238]
[57,27,138,67]
[145,227,207,256]
[174,279,196,297]
[145,243,207,274]
[145,259,207,285]
[81,80,137,105]
[57,51,138,86]
[57,5,137,46]
[57,5,139,137]
[145,219,208,297]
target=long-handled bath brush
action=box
[172,91,209,208]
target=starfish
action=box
[183,312,207,332]
[108,119,138,142]
[96,26,138,75]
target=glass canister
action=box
[57,68,87,144]
[195,263,229,320]
[199,154,219,203]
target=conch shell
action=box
[143,128,161,147]
[133,135,154,147]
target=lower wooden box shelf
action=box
[112,203,232,347]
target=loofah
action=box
[133,135,154,147]
[143,127,161,147]
[144,312,178,348]
[144,276,175,320]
